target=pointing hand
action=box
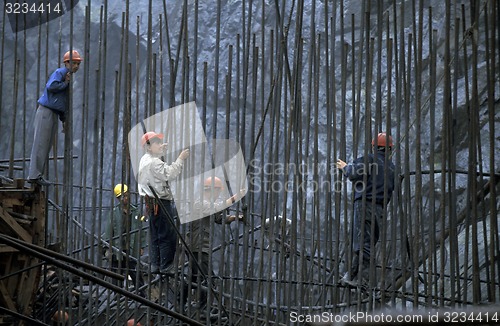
[336,159,347,169]
[178,149,190,160]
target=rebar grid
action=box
[0,0,499,325]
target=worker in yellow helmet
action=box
[106,183,147,296]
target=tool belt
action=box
[145,196,158,215]
[145,196,171,216]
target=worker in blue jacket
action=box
[28,50,83,186]
[336,132,396,287]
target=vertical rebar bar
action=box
[1,1,500,324]
[485,0,499,302]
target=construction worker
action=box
[137,131,190,275]
[185,176,245,309]
[50,309,69,325]
[336,132,396,287]
[126,319,142,326]
[28,50,83,186]
[106,184,147,294]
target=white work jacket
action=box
[137,152,184,200]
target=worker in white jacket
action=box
[138,131,189,275]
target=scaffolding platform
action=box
[0,179,46,325]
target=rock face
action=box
[1,1,497,159]
[0,0,498,311]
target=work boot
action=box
[340,272,358,287]
[360,268,371,288]
[29,176,51,187]
[160,264,176,276]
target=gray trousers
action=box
[28,105,58,179]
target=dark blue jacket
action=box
[342,151,396,205]
[37,67,70,122]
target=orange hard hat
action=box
[63,50,83,62]
[372,132,393,148]
[204,176,224,189]
[141,131,164,146]
[127,319,142,326]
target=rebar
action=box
[0,0,498,325]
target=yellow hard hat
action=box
[113,184,128,198]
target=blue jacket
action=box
[37,67,70,121]
[342,151,396,205]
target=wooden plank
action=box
[0,198,24,208]
[5,255,16,296]
[0,206,32,243]
[0,281,16,312]
[0,180,45,321]
[13,179,25,189]
[18,256,41,317]
[17,186,46,318]
[32,191,46,247]
[0,245,18,253]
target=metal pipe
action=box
[0,306,49,326]
[1,234,124,281]
[0,233,203,325]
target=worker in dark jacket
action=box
[106,184,147,294]
[336,132,396,287]
[185,176,245,308]
[28,50,83,186]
